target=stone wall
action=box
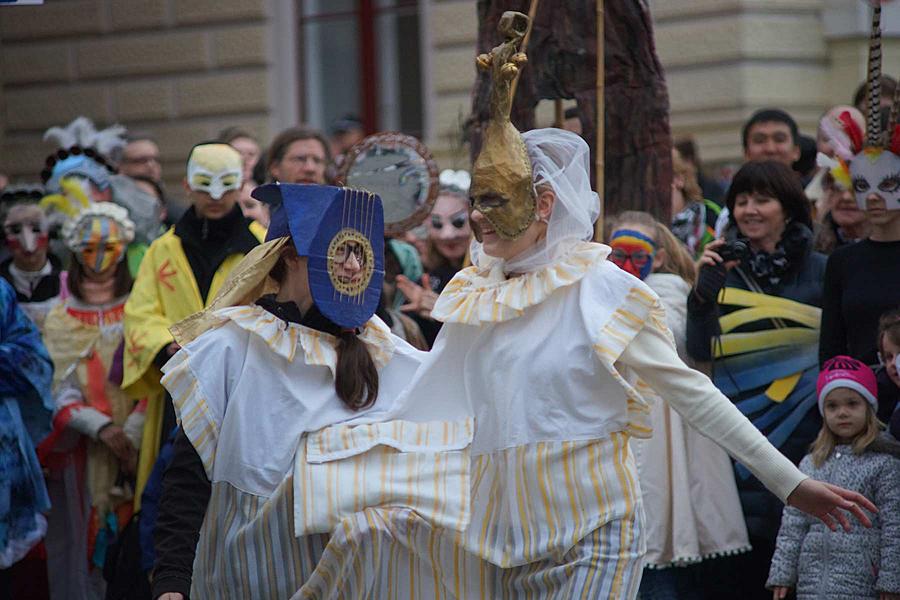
[654,0,900,167]
[0,0,286,199]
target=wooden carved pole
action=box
[594,0,605,241]
[470,1,672,224]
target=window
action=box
[299,0,424,138]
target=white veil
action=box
[469,128,600,274]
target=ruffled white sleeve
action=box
[617,310,808,503]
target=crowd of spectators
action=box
[2,76,900,599]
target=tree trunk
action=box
[470,0,673,223]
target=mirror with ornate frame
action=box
[336,132,438,235]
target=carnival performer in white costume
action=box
[295,12,877,600]
[151,184,474,599]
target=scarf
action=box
[730,220,813,289]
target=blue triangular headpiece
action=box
[252,183,384,329]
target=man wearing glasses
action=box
[265,127,331,185]
[120,134,163,183]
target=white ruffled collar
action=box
[431,242,610,325]
[211,304,396,376]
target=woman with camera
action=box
[686,160,828,599]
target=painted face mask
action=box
[849,148,900,211]
[608,229,656,280]
[187,143,243,200]
[469,11,536,240]
[3,206,49,253]
[63,204,135,274]
[430,210,470,236]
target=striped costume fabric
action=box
[295,418,474,537]
[295,432,645,599]
[191,478,329,599]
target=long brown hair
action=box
[272,244,378,410]
[66,259,133,301]
[611,210,697,286]
[809,401,883,467]
[335,332,379,410]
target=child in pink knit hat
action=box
[815,355,879,418]
[768,356,900,600]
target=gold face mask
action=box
[469,11,535,241]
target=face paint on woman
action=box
[608,229,656,280]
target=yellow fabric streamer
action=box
[719,305,820,334]
[714,328,819,358]
[765,372,804,403]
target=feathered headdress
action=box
[41,117,126,194]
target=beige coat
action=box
[636,273,751,568]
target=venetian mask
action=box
[3,204,49,253]
[428,193,471,260]
[253,183,384,329]
[849,148,900,211]
[469,11,536,240]
[64,204,135,274]
[609,229,656,280]
[187,143,243,200]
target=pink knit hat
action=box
[816,356,878,414]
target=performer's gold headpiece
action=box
[469,11,536,240]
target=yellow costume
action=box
[123,226,263,500]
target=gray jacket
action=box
[767,438,900,599]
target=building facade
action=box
[1,0,897,196]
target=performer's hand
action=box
[396,274,438,318]
[157,594,184,600]
[771,586,791,599]
[98,424,134,463]
[786,479,877,532]
[165,342,181,357]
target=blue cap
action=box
[252,183,384,329]
[45,154,112,194]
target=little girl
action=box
[768,356,900,600]
[609,211,752,599]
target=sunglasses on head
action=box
[431,212,468,230]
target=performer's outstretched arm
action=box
[618,316,876,530]
[151,429,211,600]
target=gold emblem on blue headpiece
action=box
[253,183,385,329]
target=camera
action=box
[717,240,749,263]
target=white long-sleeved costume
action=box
[161,305,478,599]
[295,242,807,599]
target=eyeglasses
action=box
[285,154,326,166]
[430,212,468,230]
[609,248,653,268]
[122,155,160,166]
